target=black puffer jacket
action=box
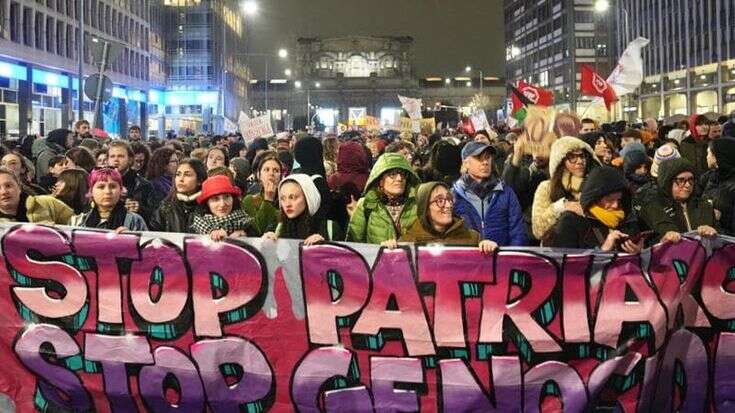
[639,158,716,241]
[703,137,735,235]
[149,195,207,233]
[548,167,639,250]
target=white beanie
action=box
[279,174,321,216]
[667,129,686,145]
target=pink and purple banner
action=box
[0,223,734,412]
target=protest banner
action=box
[2,223,735,412]
[399,117,436,134]
[240,114,274,143]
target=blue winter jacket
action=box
[452,177,528,246]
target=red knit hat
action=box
[196,175,242,204]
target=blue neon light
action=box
[0,61,27,81]
[127,89,147,102]
[31,69,69,88]
[148,90,163,104]
[164,91,219,106]
[112,87,127,99]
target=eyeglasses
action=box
[431,196,454,208]
[565,152,587,164]
[673,176,695,187]
[384,169,407,180]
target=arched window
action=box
[346,55,369,77]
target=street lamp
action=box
[284,68,292,77]
[278,48,288,59]
[294,80,302,88]
[445,78,451,85]
[241,1,258,15]
[466,81,472,88]
[315,82,321,88]
[594,0,610,12]
[594,0,628,46]
[465,66,472,73]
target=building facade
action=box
[503,0,614,119]
[628,0,735,120]
[153,0,249,137]
[0,0,152,138]
[248,36,505,131]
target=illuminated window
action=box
[346,55,369,78]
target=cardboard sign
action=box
[240,114,274,142]
[398,95,423,120]
[520,105,557,157]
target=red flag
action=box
[461,116,475,135]
[580,64,618,111]
[511,81,554,114]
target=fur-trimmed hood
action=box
[548,136,600,177]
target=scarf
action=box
[627,173,650,186]
[279,212,321,240]
[378,192,407,207]
[562,171,584,200]
[84,202,128,230]
[191,209,252,236]
[176,191,201,203]
[589,205,625,229]
[462,174,498,199]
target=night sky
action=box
[245,0,505,79]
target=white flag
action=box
[398,95,423,120]
[607,37,650,97]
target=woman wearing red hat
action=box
[191,175,252,241]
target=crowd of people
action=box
[2,110,734,254]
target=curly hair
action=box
[146,147,177,180]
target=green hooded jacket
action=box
[347,153,419,244]
[639,158,716,241]
[400,182,480,245]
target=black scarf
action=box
[463,174,498,199]
[84,202,128,230]
[378,191,407,207]
[280,212,321,240]
[627,173,650,186]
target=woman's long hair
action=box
[548,151,595,202]
[165,158,207,201]
[55,168,89,214]
[146,147,177,181]
[65,147,96,173]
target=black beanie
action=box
[711,137,735,178]
[580,166,630,211]
[47,129,71,148]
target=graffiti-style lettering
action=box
[479,252,561,353]
[14,323,91,411]
[186,239,266,337]
[0,226,733,412]
[352,248,435,356]
[593,254,668,351]
[5,225,88,319]
[72,229,139,325]
[301,244,370,346]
